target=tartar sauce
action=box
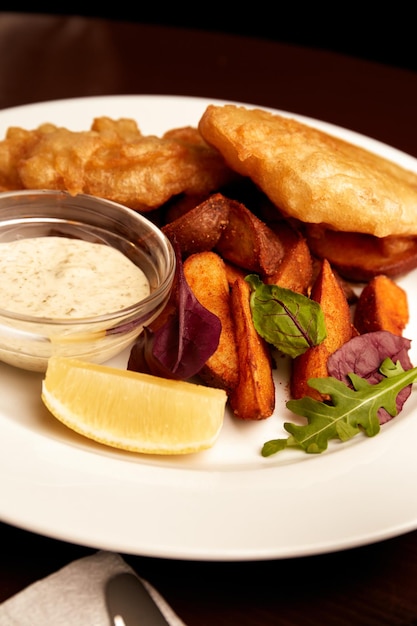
[0,236,150,318]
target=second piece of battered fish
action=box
[0,117,238,211]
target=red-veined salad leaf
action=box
[128,244,221,380]
[327,330,413,424]
[246,274,327,358]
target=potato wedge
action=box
[311,258,358,305]
[290,342,331,401]
[215,197,285,275]
[223,260,247,286]
[183,251,239,393]
[265,221,313,295]
[162,193,230,256]
[309,259,355,354]
[163,193,210,223]
[354,274,409,336]
[229,277,275,420]
[291,259,354,400]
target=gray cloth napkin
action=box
[0,550,186,626]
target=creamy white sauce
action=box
[0,236,150,318]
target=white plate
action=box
[0,95,417,561]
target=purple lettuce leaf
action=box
[128,243,221,380]
[327,330,413,424]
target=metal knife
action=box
[105,572,171,626]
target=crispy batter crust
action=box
[198,105,417,237]
[0,117,238,211]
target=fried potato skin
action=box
[290,343,331,402]
[0,118,239,211]
[162,193,230,256]
[223,260,248,286]
[229,277,275,420]
[310,259,355,353]
[354,274,409,336]
[199,104,417,238]
[265,221,313,294]
[311,258,358,305]
[291,259,354,400]
[183,251,239,393]
[214,197,285,275]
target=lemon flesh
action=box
[41,356,227,455]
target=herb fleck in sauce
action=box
[0,237,150,318]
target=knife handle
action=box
[106,572,171,626]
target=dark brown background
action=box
[2,5,416,72]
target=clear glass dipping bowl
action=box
[0,190,176,372]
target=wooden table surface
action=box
[1,11,417,625]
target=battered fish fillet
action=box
[198,105,417,238]
[0,117,238,211]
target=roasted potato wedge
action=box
[354,274,409,336]
[183,251,239,393]
[229,277,275,420]
[265,221,313,295]
[215,196,286,275]
[310,258,358,305]
[163,193,210,223]
[309,259,355,354]
[306,225,417,282]
[290,342,331,402]
[162,193,230,256]
[291,259,354,400]
[223,260,248,286]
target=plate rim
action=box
[0,94,417,561]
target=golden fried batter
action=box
[198,105,417,237]
[0,117,238,211]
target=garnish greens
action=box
[262,359,417,456]
[246,274,327,358]
[128,243,221,380]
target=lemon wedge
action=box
[41,356,227,455]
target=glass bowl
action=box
[0,190,176,372]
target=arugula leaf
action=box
[327,331,412,424]
[246,274,327,358]
[262,359,417,456]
